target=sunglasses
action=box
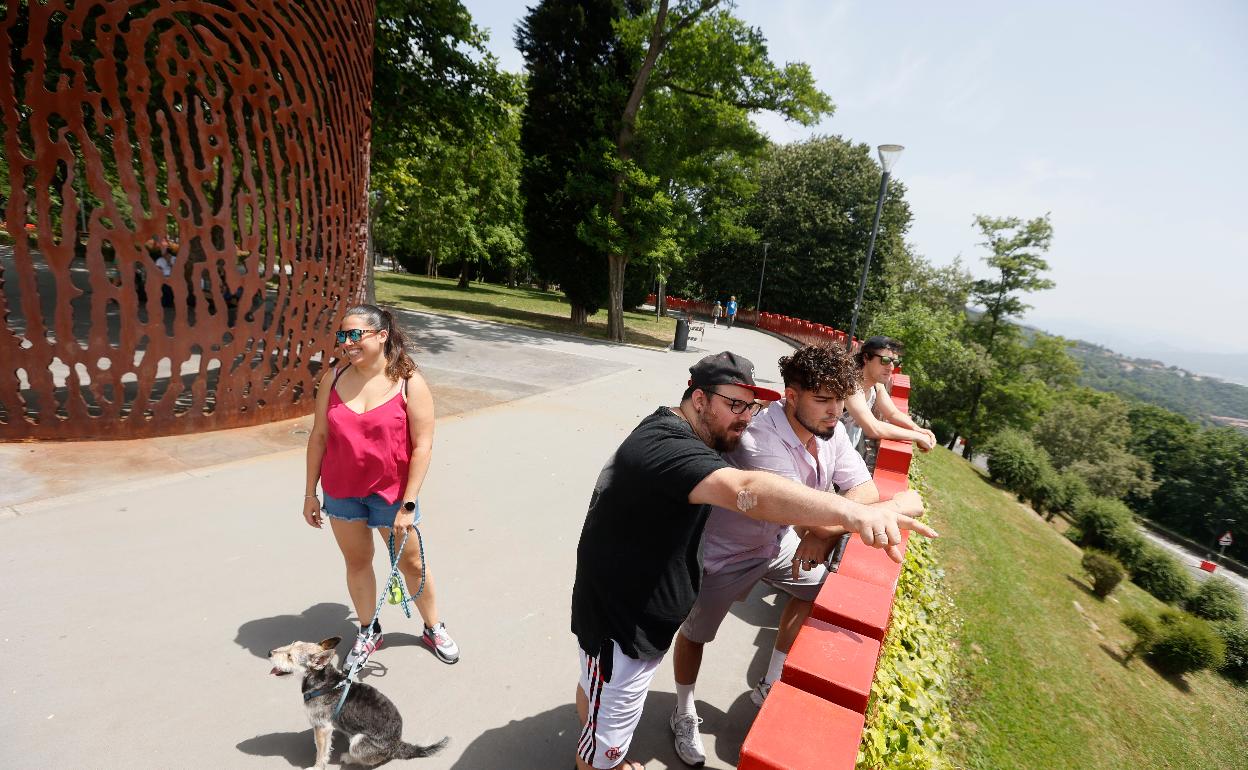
[708,390,763,417]
[874,355,901,367]
[335,328,381,345]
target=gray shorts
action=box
[681,529,827,644]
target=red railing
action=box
[646,295,860,351]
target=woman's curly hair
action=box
[778,344,859,398]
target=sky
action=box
[459,0,1248,365]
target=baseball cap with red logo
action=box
[688,351,782,402]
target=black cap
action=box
[688,351,782,402]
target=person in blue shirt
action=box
[725,296,738,328]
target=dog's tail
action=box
[396,736,449,759]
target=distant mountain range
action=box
[1067,339,1248,430]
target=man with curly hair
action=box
[668,344,882,766]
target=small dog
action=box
[269,637,448,769]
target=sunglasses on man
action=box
[872,354,901,368]
[335,328,381,345]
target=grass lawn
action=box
[374,272,677,348]
[917,447,1248,770]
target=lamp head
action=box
[878,144,904,173]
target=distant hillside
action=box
[1070,340,1248,428]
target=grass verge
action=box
[375,272,676,348]
[917,447,1248,770]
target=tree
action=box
[1031,388,1155,501]
[959,214,1057,458]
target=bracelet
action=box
[304,494,319,499]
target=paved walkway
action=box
[0,311,795,769]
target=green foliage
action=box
[1081,551,1126,598]
[1131,544,1195,605]
[1215,621,1248,684]
[858,514,955,769]
[1187,577,1245,624]
[1146,611,1227,676]
[1121,609,1160,661]
[1031,388,1155,502]
[1047,470,1091,518]
[1073,496,1133,549]
[983,429,1049,498]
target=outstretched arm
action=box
[845,385,934,450]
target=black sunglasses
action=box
[335,328,381,345]
[873,354,901,367]
[707,390,763,417]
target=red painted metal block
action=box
[737,681,865,770]
[837,533,906,589]
[871,469,909,500]
[811,572,896,641]
[891,394,909,413]
[1200,560,1218,573]
[891,373,911,398]
[875,439,913,476]
[781,617,882,713]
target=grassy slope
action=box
[917,447,1248,770]
[375,272,677,348]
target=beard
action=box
[700,412,749,452]
[796,409,838,441]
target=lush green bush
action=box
[1130,544,1195,604]
[1146,612,1226,676]
[984,430,1051,499]
[1049,470,1090,517]
[1102,523,1148,572]
[1081,551,1125,598]
[1215,621,1248,684]
[1073,496,1134,552]
[1186,576,1245,623]
[1121,609,1160,662]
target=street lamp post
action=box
[846,144,904,349]
[755,241,770,314]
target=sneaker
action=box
[669,710,706,767]
[422,622,460,664]
[343,630,383,671]
[749,678,772,708]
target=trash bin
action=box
[673,318,690,351]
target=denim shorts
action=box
[322,493,421,529]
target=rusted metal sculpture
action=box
[1,0,373,440]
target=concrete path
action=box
[0,311,796,769]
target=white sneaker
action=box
[750,678,772,708]
[670,710,706,767]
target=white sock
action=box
[675,682,697,715]
[764,649,787,685]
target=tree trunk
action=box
[425,251,435,277]
[457,256,470,288]
[570,302,588,325]
[607,252,627,341]
[946,434,959,451]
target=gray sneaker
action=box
[749,678,772,707]
[422,622,460,664]
[669,710,706,767]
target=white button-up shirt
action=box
[701,400,872,573]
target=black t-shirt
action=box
[571,407,729,661]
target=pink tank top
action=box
[320,367,411,505]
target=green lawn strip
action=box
[375,272,676,348]
[918,448,1248,770]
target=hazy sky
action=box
[460,0,1248,357]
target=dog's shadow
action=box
[235,601,359,659]
[236,730,345,767]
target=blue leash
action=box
[331,525,426,717]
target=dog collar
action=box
[303,682,345,702]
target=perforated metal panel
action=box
[1,0,374,439]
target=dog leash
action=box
[330,525,426,718]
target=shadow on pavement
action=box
[449,702,579,769]
[235,601,358,659]
[236,729,343,767]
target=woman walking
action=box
[303,304,460,668]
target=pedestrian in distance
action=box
[669,343,880,765]
[725,296,738,328]
[570,351,934,770]
[712,301,723,327]
[841,336,937,466]
[302,304,460,670]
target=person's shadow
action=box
[234,601,360,660]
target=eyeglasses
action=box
[335,328,380,345]
[707,390,763,416]
[874,355,901,368]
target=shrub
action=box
[1121,609,1159,662]
[1186,576,1245,623]
[1102,524,1148,572]
[1130,544,1195,605]
[1215,621,1248,684]
[984,430,1050,498]
[1081,551,1125,598]
[1073,496,1134,551]
[1146,612,1226,675]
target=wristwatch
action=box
[403,500,417,512]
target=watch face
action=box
[404,501,416,512]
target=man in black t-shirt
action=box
[571,351,935,770]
